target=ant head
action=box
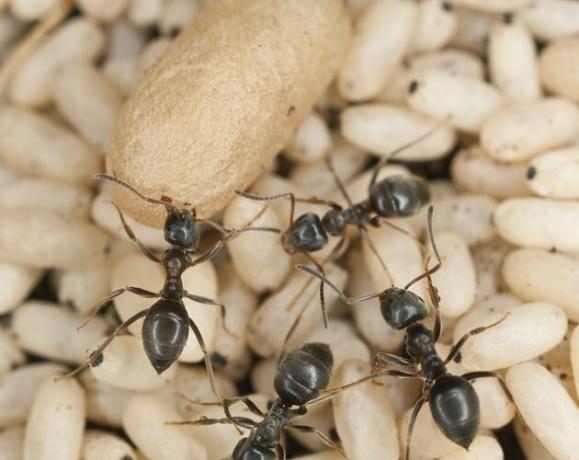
[282,213,328,254]
[405,323,433,360]
[274,342,333,406]
[369,175,431,218]
[232,438,276,460]
[164,208,199,250]
[321,209,347,237]
[379,288,429,330]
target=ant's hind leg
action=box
[78,286,158,330]
[61,309,149,380]
[113,204,160,264]
[462,371,519,414]
[288,424,346,458]
[188,318,222,403]
[374,352,414,370]
[404,395,428,460]
[183,292,238,339]
[445,313,510,365]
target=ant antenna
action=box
[403,206,441,291]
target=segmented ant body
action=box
[175,342,342,459]
[299,208,515,458]
[65,174,280,399]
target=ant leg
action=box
[358,223,394,284]
[168,416,256,430]
[180,395,265,418]
[462,371,519,416]
[325,157,354,207]
[404,395,428,460]
[445,313,510,365]
[288,424,346,458]
[113,203,160,264]
[188,318,222,402]
[183,291,238,339]
[62,309,149,379]
[301,252,329,329]
[367,117,451,192]
[96,173,175,212]
[295,264,384,304]
[374,352,414,369]
[276,443,286,460]
[78,287,157,330]
[236,190,343,214]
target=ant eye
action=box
[164,212,199,249]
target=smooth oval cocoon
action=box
[122,395,207,460]
[0,107,100,185]
[23,376,86,460]
[527,147,579,198]
[408,70,503,133]
[12,301,107,365]
[0,262,41,314]
[439,435,503,460]
[571,326,579,400]
[514,417,558,460]
[0,363,66,427]
[503,249,579,323]
[495,198,579,252]
[338,0,416,101]
[451,145,531,199]
[108,0,351,226]
[456,302,567,371]
[0,326,26,376]
[0,425,24,460]
[507,362,579,460]
[0,210,110,269]
[539,37,579,103]
[451,0,532,12]
[341,104,456,161]
[82,430,136,460]
[223,195,290,293]
[333,360,399,460]
[426,231,476,318]
[285,111,332,164]
[411,0,457,53]
[481,98,579,162]
[489,17,540,103]
[521,0,579,41]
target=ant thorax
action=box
[254,401,291,448]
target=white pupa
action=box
[507,362,579,460]
[23,376,86,460]
[570,326,579,401]
[338,0,417,101]
[503,248,579,322]
[0,262,41,314]
[411,0,457,53]
[341,104,456,161]
[82,430,136,460]
[10,0,59,21]
[450,0,532,12]
[451,146,531,199]
[0,326,25,376]
[521,0,579,41]
[455,302,567,371]
[9,18,105,107]
[0,363,66,427]
[12,301,107,365]
[0,425,24,460]
[495,198,579,252]
[285,111,332,164]
[333,360,399,460]
[224,194,291,293]
[77,0,128,22]
[438,435,503,460]
[449,8,493,56]
[53,62,123,151]
[407,70,504,133]
[122,395,207,460]
[527,147,579,198]
[514,417,557,460]
[481,98,579,162]
[488,16,541,103]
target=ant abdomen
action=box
[274,342,333,406]
[429,375,480,450]
[232,439,276,460]
[369,175,431,218]
[142,299,190,374]
[282,213,328,253]
[379,288,429,330]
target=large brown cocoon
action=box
[107,0,352,226]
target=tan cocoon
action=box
[107,0,352,226]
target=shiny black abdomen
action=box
[429,375,480,449]
[284,213,328,253]
[274,342,333,406]
[380,288,429,330]
[369,175,431,218]
[142,299,189,374]
[232,438,276,460]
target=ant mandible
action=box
[64,174,280,400]
[172,342,344,459]
[299,207,516,458]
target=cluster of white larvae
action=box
[1,0,579,459]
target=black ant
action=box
[298,207,516,458]
[64,174,280,400]
[172,342,345,459]
[237,126,440,329]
